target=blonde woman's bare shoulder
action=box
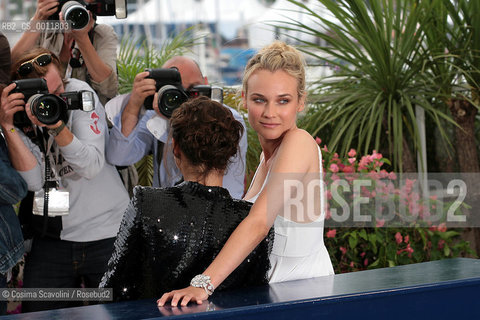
[273,128,318,173]
[282,128,318,149]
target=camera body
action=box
[144,68,188,118]
[49,0,127,29]
[144,68,224,118]
[12,78,95,129]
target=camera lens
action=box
[62,1,89,30]
[28,94,63,125]
[157,85,188,117]
[163,91,184,109]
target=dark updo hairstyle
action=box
[169,96,244,176]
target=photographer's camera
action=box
[49,0,127,30]
[61,1,90,30]
[144,68,224,118]
[11,78,95,129]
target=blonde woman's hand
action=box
[157,286,208,307]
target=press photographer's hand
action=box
[33,0,59,21]
[129,72,156,109]
[71,11,95,36]
[0,83,25,129]
[121,71,157,137]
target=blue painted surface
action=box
[2,258,479,319]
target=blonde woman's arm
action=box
[158,129,318,306]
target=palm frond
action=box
[275,0,456,171]
[117,27,203,185]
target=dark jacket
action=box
[0,136,27,274]
[100,181,272,301]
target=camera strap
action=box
[36,127,61,237]
[67,23,95,75]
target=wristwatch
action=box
[48,121,66,137]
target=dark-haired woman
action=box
[99,96,272,301]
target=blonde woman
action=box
[159,41,334,307]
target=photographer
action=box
[106,56,247,198]
[11,0,118,106]
[1,47,129,312]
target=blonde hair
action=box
[242,41,306,100]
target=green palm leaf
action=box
[116,27,202,185]
[276,0,455,171]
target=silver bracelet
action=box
[190,274,215,296]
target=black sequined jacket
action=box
[99,181,272,301]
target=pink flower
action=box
[326,190,332,200]
[438,222,447,232]
[341,165,354,173]
[438,239,445,249]
[404,235,409,243]
[322,145,329,152]
[329,163,339,173]
[348,157,356,164]
[350,261,355,268]
[388,172,397,180]
[340,247,347,255]
[404,179,416,193]
[359,156,371,165]
[315,137,322,145]
[364,258,369,266]
[395,232,403,244]
[406,243,414,258]
[376,219,385,228]
[372,150,383,159]
[325,209,331,220]
[348,149,357,157]
[368,171,380,181]
[326,229,337,238]
[360,252,366,258]
[379,170,389,179]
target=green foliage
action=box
[423,0,480,101]
[117,27,200,95]
[276,0,457,171]
[319,145,476,273]
[134,155,153,187]
[116,28,200,186]
[223,89,263,188]
[327,226,475,273]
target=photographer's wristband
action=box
[48,121,66,137]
